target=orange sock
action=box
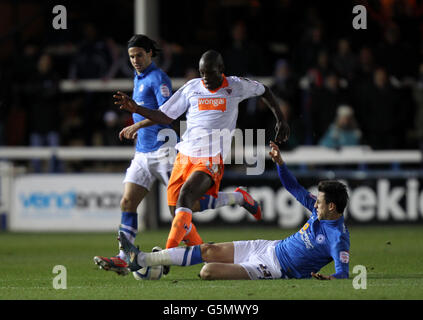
[182,222,203,246]
[166,208,193,249]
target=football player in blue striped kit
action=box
[118,141,350,280]
[94,35,262,276]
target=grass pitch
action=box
[0,225,422,300]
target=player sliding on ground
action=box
[118,141,350,280]
[115,50,290,257]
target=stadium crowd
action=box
[1,0,422,167]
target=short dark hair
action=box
[127,34,160,57]
[318,180,349,214]
[200,50,225,72]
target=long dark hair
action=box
[127,35,160,57]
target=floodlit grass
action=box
[0,226,422,300]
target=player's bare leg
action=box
[199,263,250,280]
[121,182,149,212]
[198,242,249,279]
[200,242,234,263]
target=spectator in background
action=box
[270,59,302,148]
[3,41,41,147]
[293,24,326,75]
[60,96,85,146]
[319,105,361,149]
[27,53,63,172]
[351,46,376,128]
[0,59,10,145]
[68,23,110,80]
[103,38,133,79]
[14,42,40,79]
[225,20,266,129]
[271,59,299,107]
[314,50,331,80]
[223,20,265,76]
[5,99,27,146]
[157,39,185,76]
[412,63,423,152]
[355,47,375,84]
[357,67,402,149]
[310,72,349,143]
[376,23,414,79]
[333,38,357,82]
[68,23,113,145]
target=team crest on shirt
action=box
[316,234,325,244]
[138,84,144,92]
[340,251,350,263]
[160,84,170,97]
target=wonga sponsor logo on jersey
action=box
[198,98,226,112]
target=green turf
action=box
[0,225,422,300]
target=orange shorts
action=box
[167,153,224,206]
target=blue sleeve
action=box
[152,72,172,106]
[277,163,316,212]
[329,238,350,279]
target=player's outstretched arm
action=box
[270,141,316,212]
[114,91,173,125]
[259,85,290,145]
[119,119,156,141]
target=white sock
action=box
[215,192,243,208]
[138,249,171,267]
[137,246,202,267]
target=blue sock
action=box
[119,211,138,241]
[199,195,216,211]
[191,245,203,264]
[118,212,138,259]
[180,245,203,266]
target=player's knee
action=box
[199,264,217,280]
[177,188,196,209]
[120,196,136,212]
[200,243,219,261]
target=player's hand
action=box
[119,124,139,141]
[114,91,138,113]
[269,141,284,165]
[311,272,335,280]
[274,120,290,145]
